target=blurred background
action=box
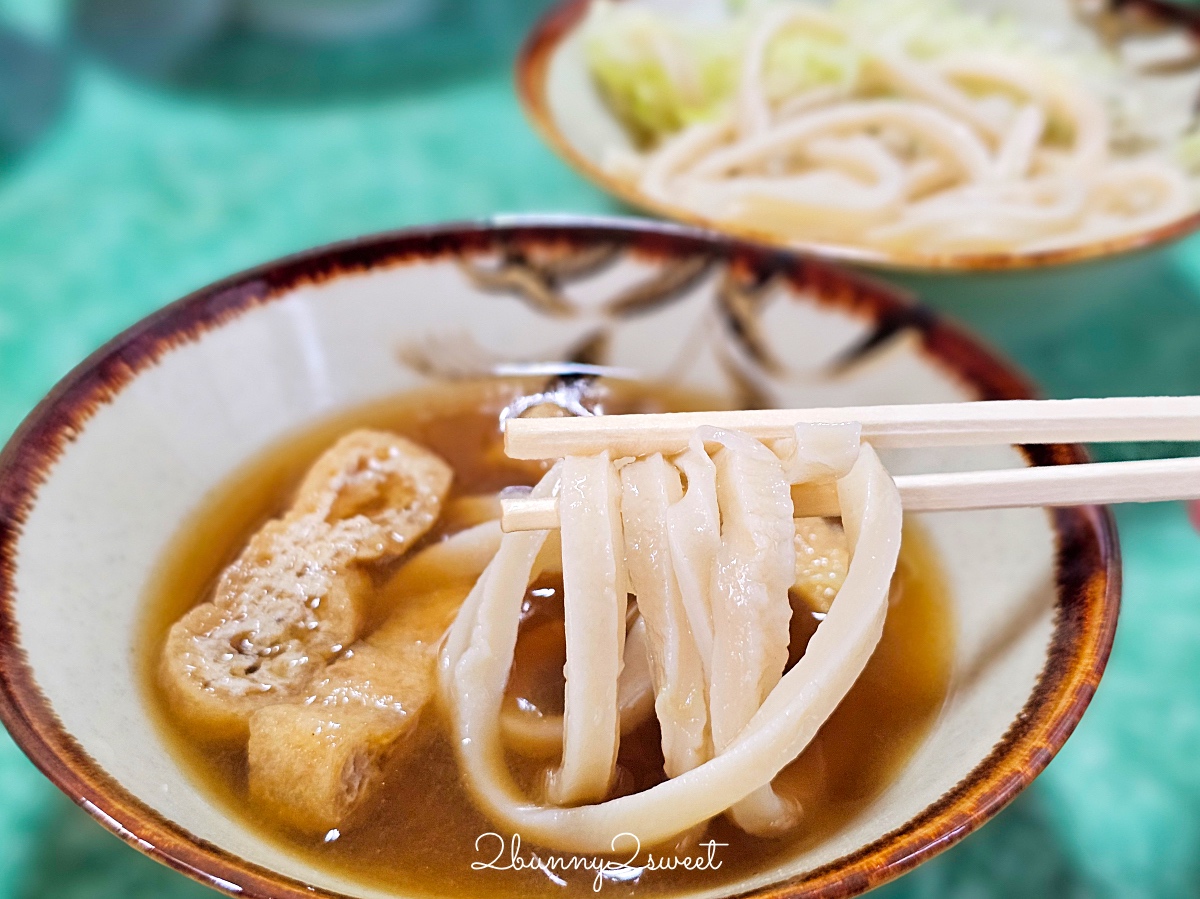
[1,1,1200,897]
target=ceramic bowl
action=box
[0,218,1118,899]
[517,0,1200,272]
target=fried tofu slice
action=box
[161,516,372,738]
[159,431,452,739]
[247,586,465,833]
[790,517,850,614]
[290,430,453,562]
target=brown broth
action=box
[139,379,954,899]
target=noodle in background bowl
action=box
[518,0,1200,272]
[0,219,1117,899]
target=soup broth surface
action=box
[141,378,954,898]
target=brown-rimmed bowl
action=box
[0,217,1118,899]
[517,0,1200,272]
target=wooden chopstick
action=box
[503,396,1200,460]
[500,456,1200,532]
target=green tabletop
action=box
[1,3,1199,898]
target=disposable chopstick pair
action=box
[497,396,1200,532]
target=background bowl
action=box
[517,0,1200,272]
[0,218,1118,899]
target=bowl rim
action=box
[515,0,1200,273]
[0,216,1120,899]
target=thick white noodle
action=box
[533,529,564,577]
[736,5,847,138]
[867,177,1091,252]
[614,616,657,737]
[387,520,503,598]
[501,616,656,755]
[1090,159,1193,223]
[774,422,862,483]
[905,156,955,199]
[702,426,798,835]
[691,100,993,183]
[665,434,720,677]
[442,443,900,853]
[1029,158,1195,251]
[641,119,734,203]
[994,105,1046,181]
[688,178,901,239]
[547,451,628,805]
[869,50,1003,143]
[439,466,561,707]
[683,171,897,211]
[682,136,907,238]
[775,84,849,123]
[443,493,503,528]
[621,455,712,777]
[936,53,1109,169]
[804,136,907,189]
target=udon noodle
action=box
[585,0,1200,255]
[439,422,900,852]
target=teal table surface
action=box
[2,3,1200,898]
